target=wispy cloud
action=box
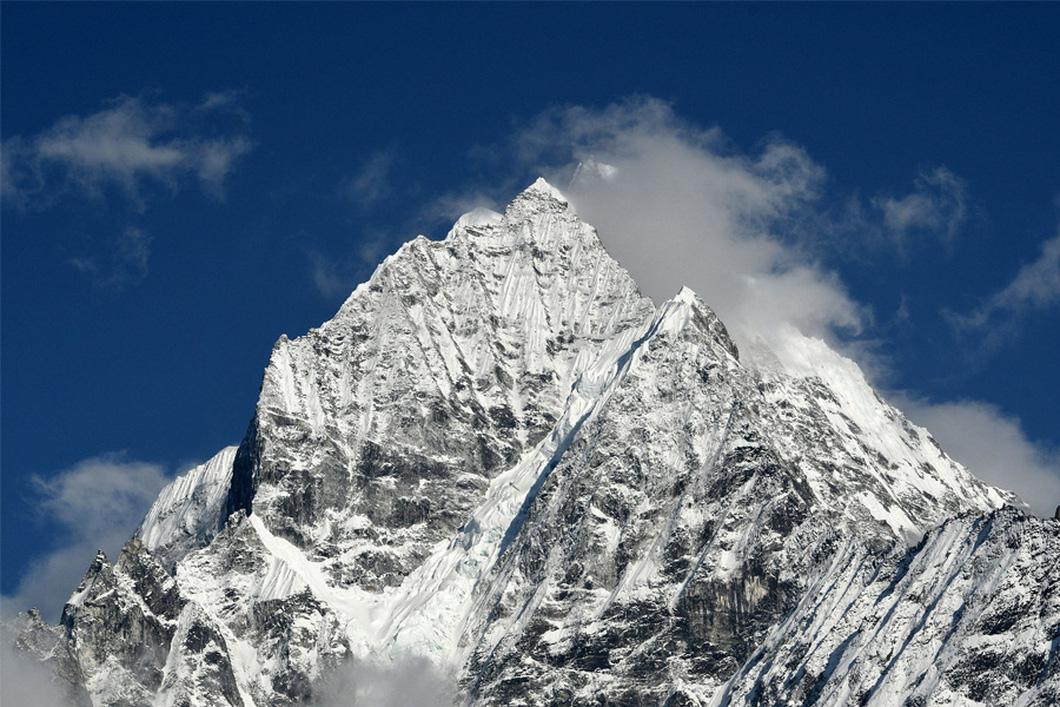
[893,395,1060,518]
[68,226,153,289]
[2,92,252,210]
[315,656,456,707]
[308,148,408,298]
[420,188,502,227]
[342,148,397,209]
[3,92,251,288]
[954,228,1060,338]
[1,454,170,623]
[872,166,969,248]
[307,233,392,299]
[1,625,72,707]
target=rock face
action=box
[10,179,1058,706]
[56,540,184,705]
[719,506,1060,707]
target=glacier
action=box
[8,178,1058,706]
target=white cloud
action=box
[996,231,1060,309]
[502,98,1059,517]
[3,92,251,288]
[894,395,1060,518]
[308,251,352,299]
[2,455,170,623]
[194,136,253,199]
[315,656,456,707]
[1,93,252,209]
[513,97,859,353]
[872,166,968,247]
[195,89,251,122]
[419,189,504,231]
[307,232,394,300]
[308,249,365,300]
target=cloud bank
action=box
[314,655,456,707]
[1,624,73,707]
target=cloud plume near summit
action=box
[496,97,1060,516]
[519,98,861,352]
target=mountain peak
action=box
[14,179,1050,707]
[521,176,569,204]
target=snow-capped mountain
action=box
[12,179,1058,706]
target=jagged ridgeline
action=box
[12,180,1059,706]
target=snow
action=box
[374,299,667,666]
[524,176,569,204]
[248,515,376,628]
[64,553,107,609]
[452,207,503,233]
[137,446,238,563]
[748,329,1014,542]
[857,490,918,539]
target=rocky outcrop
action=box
[54,539,182,705]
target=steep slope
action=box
[138,446,239,572]
[716,507,1060,706]
[11,179,1051,707]
[225,178,655,591]
[453,287,1019,705]
[56,541,185,705]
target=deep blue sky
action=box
[3,4,1059,607]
